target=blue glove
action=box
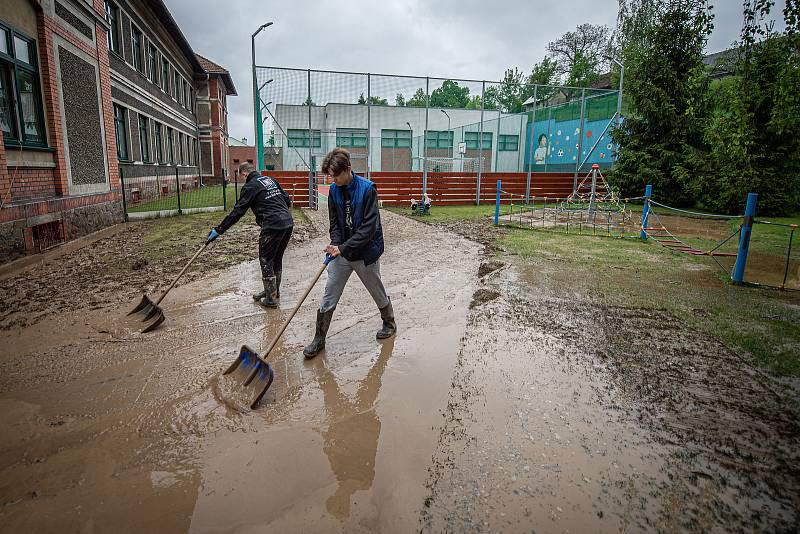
[207,228,219,243]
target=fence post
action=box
[573,88,586,193]
[732,192,758,285]
[422,76,429,205]
[119,165,129,222]
[222,177,227,210]
[640,183,652,239]
[175,167,182,215]
[367,73,371,179]
[525,85,538,204]
[477,80,485,205]
[495,180,502,225]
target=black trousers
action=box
[258,226,292,278]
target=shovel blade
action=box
[141,311,165,333]
[223,346,275,409]
[129,294,155,316]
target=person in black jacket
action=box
[303,148,396,358]
[206,162,293,308]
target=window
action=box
[188,87,194,111]
[425,130,453,149]
[147,43,157,82]
[498,134,519,151]
[131,27,143,72]
[465,131,492,150]
[336,128,367,148]
[138,115,149,162]
[104,1,120,55]
[166,127,174,163]
[381,129,411,148]
[183,80,189,109]
[154,122,164,163]
[113,104,128,160]
[173,70,179,101]
[0,25,46,146]
[287,129,321,148]
[161,57,169,93]
[178,132,184,164]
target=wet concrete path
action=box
[0,210,478,533]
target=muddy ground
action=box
[1,208,799,533]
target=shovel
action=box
[129,241,209,333]
[224,254,334,409]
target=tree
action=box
[406,88,427,107]
[526,57,559,103]
[302,96,314,106]
[429,80,471,108]
[357,93,388,105]
[608,0,714,206]
[395,93,406,106]
[698,0,800,214]
[546,23,611,83]
[268,129,275,147]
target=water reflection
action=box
[316,338,395,520]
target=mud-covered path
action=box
[0,210,478,533]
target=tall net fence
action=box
[255,66,619,206]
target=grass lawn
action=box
[128,185,228,213]
[385,204,500,223]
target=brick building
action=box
[227,135,253,184]
[0,0,235,260]
[196,54,235,184]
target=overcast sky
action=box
[168,0,785,142]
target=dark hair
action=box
[239,161,255,175]
[538,134,547,144]
[321,147,351,176]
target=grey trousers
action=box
[320,256,389,313]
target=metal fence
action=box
[255,66,620,206]
[119,163,228,219]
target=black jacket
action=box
[215,171,293,233]
[328,172,384,265]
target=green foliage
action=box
[395,93,406,106]
[608,0,714,206]
[406,88,427,107]
[357,93,388,105]
[429,80,471,108]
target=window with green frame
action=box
[464,131,491,150]
[132,27,143,72]
[287,129,321,148]
[166,126,174,163]
[381,129,411,148]
[336,128,367,148]
[138,115,149,162]
[498,134,518,151]
[161,57,169,93]
[425,130,453,149]
[0,25,46,147]
[104,1,120,56]
[153,121,164,163]
[147,43,157,82]
[113,104,128,160]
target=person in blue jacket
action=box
[206,162,293,308]
[304,148,396,358]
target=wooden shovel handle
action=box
[262,255,332,357]
[154,242,208,306]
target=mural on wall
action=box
[524,116,618,172]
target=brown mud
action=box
[1,207,798,533]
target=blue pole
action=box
[640,184,652,239]
[732,192,758,285]
[494,180,501,225]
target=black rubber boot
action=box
[376,298,397,339]
[252,284,266,301]
[275,271,282,299]
[303,308,334,359]
[257,276,279,308]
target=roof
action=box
[196,54,238,95]
[228,136,251,147]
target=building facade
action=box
[0,0,235,261]
[196,54,235,184]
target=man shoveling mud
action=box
[303,148,397,358]
[206,162,293,308]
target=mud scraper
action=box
[128,241,209,333]
[224,254,334,409]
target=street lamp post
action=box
[252,22,273,172]
[607,56,625,130]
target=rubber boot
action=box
[275,271,282,299]
[257,276,279,308]
[376,298,397,339]
[252,283,266,301]
[303,308,335,359]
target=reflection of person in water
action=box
[317,338,395,520]
[533,133,548,165]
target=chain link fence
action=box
[255,66,620,205]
